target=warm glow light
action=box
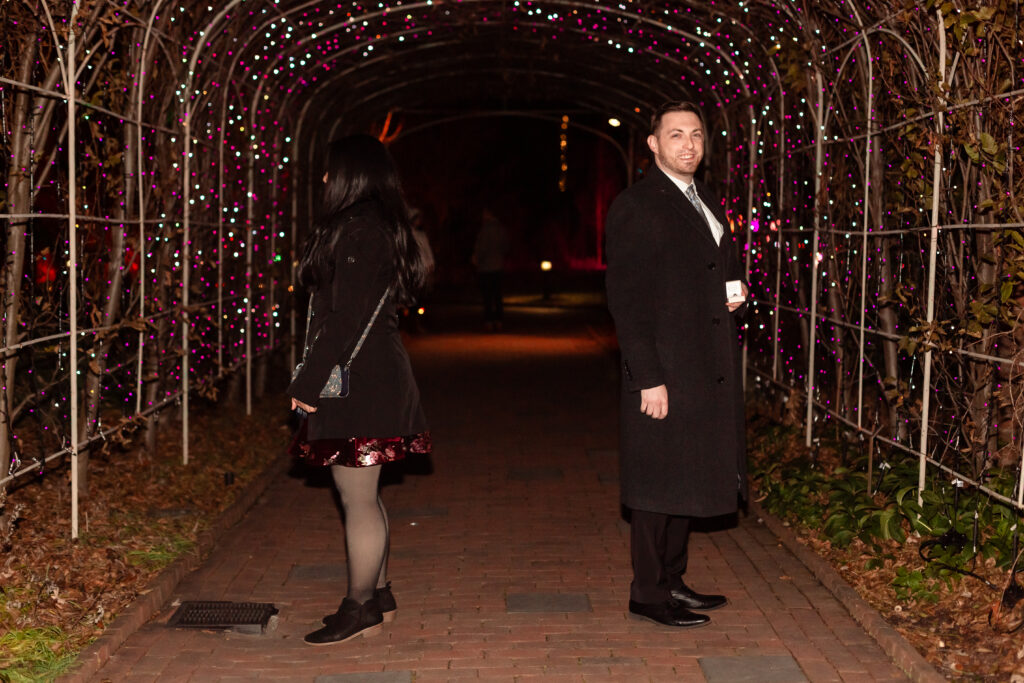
[540,261,553,271]
[608,118,621,127]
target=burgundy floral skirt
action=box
[289,419,431,468]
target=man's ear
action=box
[646,134,659,155]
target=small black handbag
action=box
[292,287,390,398]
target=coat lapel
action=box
[649,167,718,247]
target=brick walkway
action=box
[83,303,928,682]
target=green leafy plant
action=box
[749,418,1022,606]
[891,567,942,604]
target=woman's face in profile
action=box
[323,172,328,184]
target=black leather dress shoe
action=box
[669,582,728,611]
[628,599,710,628]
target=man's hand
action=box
[291,397,317,414]
[640,385,668,420]
[726,282,749,312]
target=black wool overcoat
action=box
[605,166,747,517]
[288,202,427,440]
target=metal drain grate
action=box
[167,601,278,634]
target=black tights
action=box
[330,464,389,603]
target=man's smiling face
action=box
[647,110,705,183]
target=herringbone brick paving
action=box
[88,303,913,682]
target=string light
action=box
[1,1,1020,519]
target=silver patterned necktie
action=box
[684,184,721,243]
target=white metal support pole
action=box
[66,15,80,540]
[919,9,947,502]
[1012,12,1024,510]
[179,0,245,430]
[217,101,226,373]
[289,100,316,373]
[134,0,169,422]
[245,139,254,417]
[135,222,145,418]
[290,140,297,373]
[741,105,757,392]
[288,125,300,372]
[207,7,248,377]
[856,38,875,430]
[306,125,319,284]
[243,83,268,416]
[268,129,282,354]
[805,70,826,447]
[286,95,320,372]
[135,22,150,417]
[772,92,785,381]
[1019,437,1024,507]
[181,122,191,465]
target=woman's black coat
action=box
[605,166,747,517]
[287,202,427,440]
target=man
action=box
[605,101,748,628]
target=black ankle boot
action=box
[375,582,397,622]
[304,597,383,645]
[323,583,396,625]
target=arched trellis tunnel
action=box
[2,0,1023,543]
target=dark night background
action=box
[389,115,632,296]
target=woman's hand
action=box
[291,397,317,414]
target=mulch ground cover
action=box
[747,416,1024,682]
[0,394,290,682]
[804,531,1022,680]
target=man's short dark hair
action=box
[650,101,706,136]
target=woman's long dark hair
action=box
[297,134,426,304]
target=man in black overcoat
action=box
[605,101,748,628]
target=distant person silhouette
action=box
[472,209,509,331]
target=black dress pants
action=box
[629,508,691,604]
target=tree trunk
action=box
[78,224,127,498]
[871,143,904,441]
[138,52,183,455]
[76,22,143,497]
[968,225,997,475]
[1,41,37,511]
[142,229,175,454]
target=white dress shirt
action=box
[665,175,724,245]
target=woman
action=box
[288,134,430,645]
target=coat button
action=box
[707,262,716,270]
[712,317,721,325]
[717,376,725,384]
